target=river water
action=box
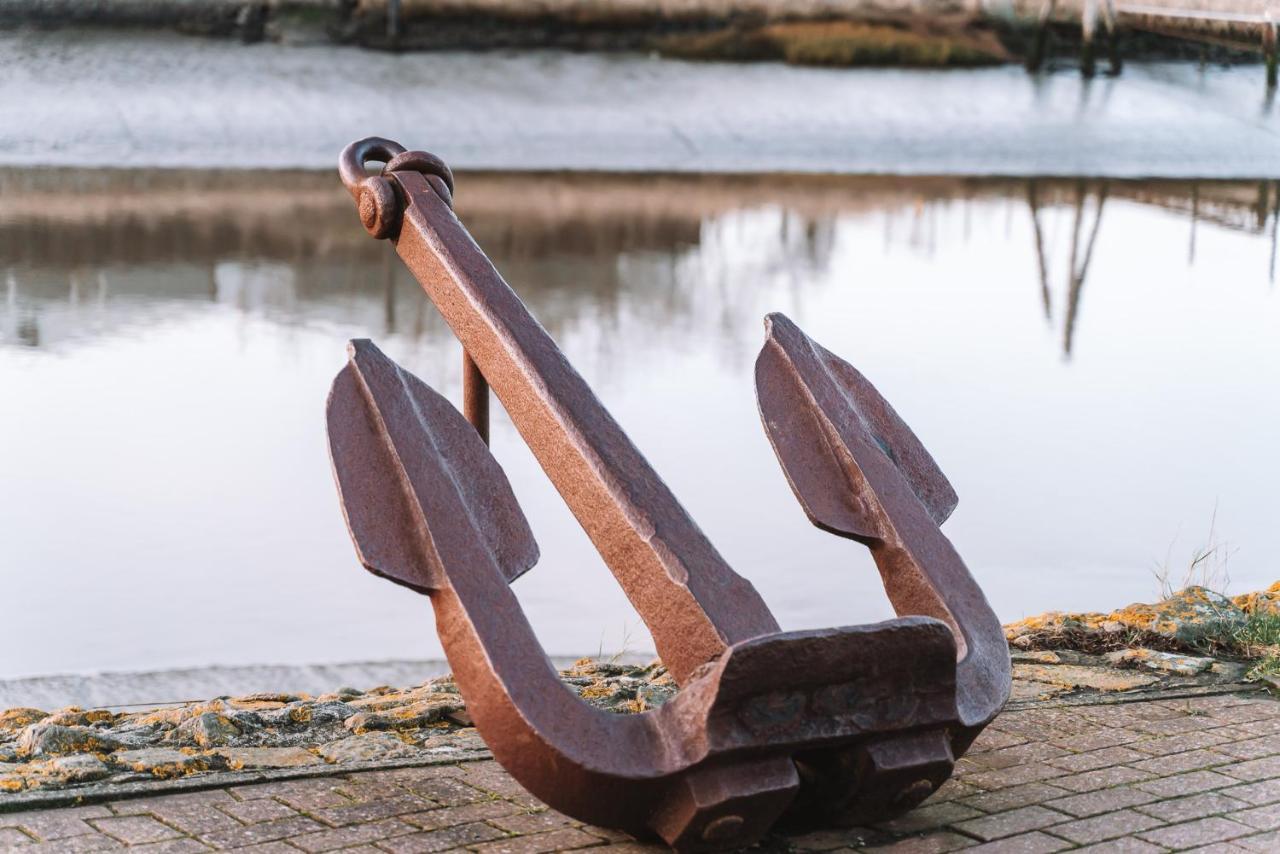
[2,168,1277,689]
[1,30,1279,697]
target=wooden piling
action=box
[1265,21,1278,89]
[1081,0,1098,77]
[1027,0,1057,71]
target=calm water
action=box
[1,169,1277,680]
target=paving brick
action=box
[1207,735,1280,762]
[142,805,241,836]
[1049,729,1142,754]
[1201,703,1278,726]
[930,780,985,804]
[1136,791,1251,823]
[309,795,430,827]
[126,841,211,853]
[576,824,632,843]
[1229,717,1280,736]
[1050,766,1154,793]
[200,815,325,849]
[1228,801,1280,831]
[1048,747,1148,774]
[1219,756,1280,783]
[1131,715,1219,736]
[400,800,521,831]
[459,763,545,807]
[958,783,1073,814]
[470,827,603,853]
[1069,840,1165,853]
[210,844,295,854]
[1043,787,1159,818]
[489,811,579,835]
[272,788,354,812]
[374,820,506,852]
[90,817,183,845]
[960,831,1070,853]
[24,835,124,851]
[401,775,488,806]
[290,817,417,852]
[0,805,113,840]
[1222,778,1280,806]
[205,844,295,854]
[962,764,1066,792]
[235,780,350,809]
[954,806,1069,841]
[875,803,981,835]
[1130,748,1234,776]
[111,792,236,815]
[786,828,867,850]
[1235,828,1280,851]
[1135,769,1240,798]
[215,797,297,824]
[334,776,410,803]
[1130,730,1234,757]
[970,729,1029,752]
[968,743,1069,771]
[863,832,976,852]
[1048,809,1164,845]
[0,827,35,847]
[1138,816,1255,848]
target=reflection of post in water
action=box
[1026,180,1053,322]
[1189,183,1199,265]
[1063,181,1108,359]
[1271,181,1279,285]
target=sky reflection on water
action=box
[1,170,1277,679]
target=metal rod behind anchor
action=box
[464,350,490,445]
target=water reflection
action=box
[1,169,1276,680]
[4,170,1277,361]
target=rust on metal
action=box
[326,137,1011,851]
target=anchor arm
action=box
[327,339,688,830]
[754,314,1010,742]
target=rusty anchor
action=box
[326,137,1011,851]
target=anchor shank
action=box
[387,170,780,683]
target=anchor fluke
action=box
[327,338,539,593]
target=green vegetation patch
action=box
[659,20,1009,69]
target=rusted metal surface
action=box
[326,137,1011,851]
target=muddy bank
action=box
[1,0,1260,66]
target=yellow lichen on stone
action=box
[0,708,48,731]
[578,681,615,700]
[1235,582,1280,616]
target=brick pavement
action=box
[1,692,1278,852]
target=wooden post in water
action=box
[1265,18,1278,90]
[1081,0,1098,77]
[1027,0,1058,71]
[1102,0,1122,74]
[387,0,402,49]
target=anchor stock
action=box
[326,138,1012,851]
